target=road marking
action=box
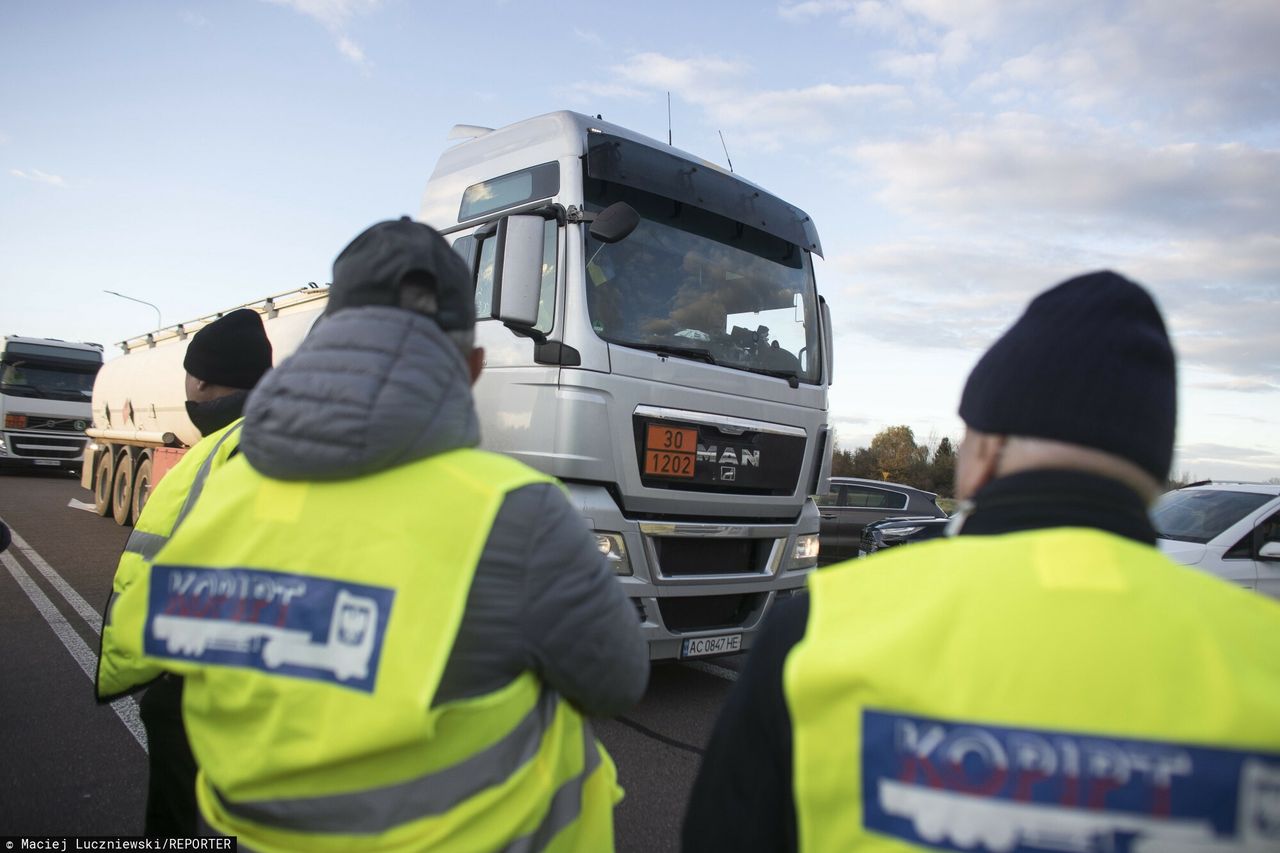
[67,499,97,513]
[1,550,147,751]
[7,524,104,634]
[680,660,740,682]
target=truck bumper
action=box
[567,482,819,661]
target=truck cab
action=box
[0,335,103,474]
[422,112,834,660]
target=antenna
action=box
[667,92,673,145]
[719,130,734,173]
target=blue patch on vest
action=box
[145,565,394,693]
[861,709,1280,852]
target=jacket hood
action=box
[240,306,479,481]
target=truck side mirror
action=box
[491,215,545,330]
[589,202,640,244]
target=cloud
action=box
[1193,380,1280,394]
[598,52,905,149]
[335,34,365,64]
[573,28,603,46]
[182,11,209,27]
[11,169,67,188]
[846,115,1280,238]
[261,0,378,67]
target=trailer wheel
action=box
[112,454,135,526]
[132,457,153,522]
[93,451,115,517]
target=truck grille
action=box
[652,536,775,576]
[658,593,764,633]
[2,431,87,459]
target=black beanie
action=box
[326,217,474,330]
[183,309,274,390]
[958,271,1176,481]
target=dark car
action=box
[858,515,950,557]
[816,477,947,565]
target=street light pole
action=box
[103,290,162,330]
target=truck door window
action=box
[457,221,557,334]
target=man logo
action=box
[721,466,736,482]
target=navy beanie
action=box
[958,271,1176,481]
[183,309,274,390]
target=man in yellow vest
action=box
[98,307,274,836]
[99,218,649,850]
[683,271,1280,852]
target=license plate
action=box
[33,459,60,467]
[644,424,696,478]
[681,633,742,658]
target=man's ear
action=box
[468,347,485,385]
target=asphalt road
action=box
[0,469,746,850]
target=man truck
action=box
[85,111,835,660]
[1,335,103,474]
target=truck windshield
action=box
[0,359,99,402]
[584,182,820,384]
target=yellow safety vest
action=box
[98,419,245,698]
[786,528,1280,852]
[115,446,620,852]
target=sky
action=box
[3,0,1277,482]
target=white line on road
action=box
[680,660,740,682]
[7,524,105,634]
[1,550,147,751]
[67,498,98,513]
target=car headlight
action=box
[595,532,632,576]
[881,526,925,541]
[792,533,820,569]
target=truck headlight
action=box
[595,533,632,576]
[792,534,820,569]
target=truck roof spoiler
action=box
[448,124,494,141]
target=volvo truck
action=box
[1,335,103,473]
[85,111,834,660]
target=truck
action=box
[85,110,835,661]
[1,335,103,474]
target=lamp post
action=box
[104,290,162,329]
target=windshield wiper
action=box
[1155,532,1206,543]
[741,366,802,388]
[621,341,719,365]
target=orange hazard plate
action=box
[644,424,696,478]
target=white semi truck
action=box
[1,335,103,474]
[85,111,834,660]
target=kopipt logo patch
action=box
[145,565,395,693]
[861,708,1280,852]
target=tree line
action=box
[832,425,957,497]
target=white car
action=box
[1153,482,1280,599]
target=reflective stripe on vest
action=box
[502,721,604,853]
[121,421,243,562]
[214,686,560,833]
[786,528,1280,853]
[202,717,607,853]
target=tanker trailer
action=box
[83,285,327,525]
